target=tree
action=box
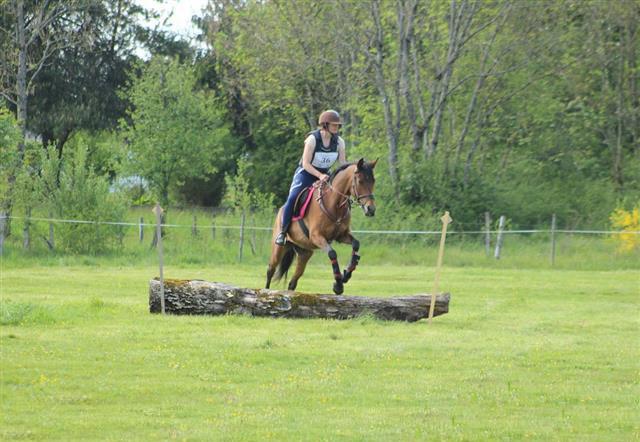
[121,56,233,208]
[0,0,87,239]
[0,108,21,196]
[0,1,84,145]
[224,156,274,217]
[196,0,639,227]
[25,0,159,158]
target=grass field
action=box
[1,259,638,440]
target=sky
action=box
[136,0,209,39]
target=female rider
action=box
[275,110,347,246]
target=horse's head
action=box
[352,158,377,217]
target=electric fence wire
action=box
[1,215,638,235]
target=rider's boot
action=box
[275,224,289,246]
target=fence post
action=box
[152,204,165,314]
[139,217,144,242]
[484,211,491,257]
[550,213,557,267]
[429,211,452,324]
[223,224,230,241]
[192,214,198,237]
[238,211,246,262]
[0,212,5,256]
[494,215,506,259]
[48,211,55,250]
[211,221,216,240]
[23,207,31,249]
[250,215,257,255]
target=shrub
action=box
[43,144,128,254]
[610,204,639,253]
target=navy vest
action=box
[300,130,339,174]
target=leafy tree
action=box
[224,156,275,217]
[121,56,234,208]
[0,0,174,241]
[0,108,21,198]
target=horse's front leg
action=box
[311,234,344,295]
[338,234,360,284]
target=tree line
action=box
[1,0,638,252]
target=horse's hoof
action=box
[333,281,344,295]
[342,270,352,284]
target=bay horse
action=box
[266,158,377,294]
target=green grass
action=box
[1,263,638,440]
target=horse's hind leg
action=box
[266,243,287,288]
[288,249,312,291]
[266,209,285,288]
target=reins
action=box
[315,166,374,225]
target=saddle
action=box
[291,185,316,222]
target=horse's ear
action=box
[370,158,379,169]
[357,158,365,170]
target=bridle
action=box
[316,168,375,225]
[350,178,375,208]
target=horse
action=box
[266,158,377,294]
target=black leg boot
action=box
[275,224,290,246]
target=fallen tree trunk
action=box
[149,279,450,322]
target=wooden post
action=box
[211,222,216,240]
[484,211,491,257]
[23,206,31,249]
[550,213,557,267]
[238,211,246,262]
[0,212,5,256]
[48,211,55,250]
[138,217,144,242]
[494,215,506,259]
[429,211,452,324]
[192,214,198,237]
[152,204,166,314]
[250,216,257,256]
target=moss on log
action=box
[149,279,450,322]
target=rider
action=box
[275,110,347,246]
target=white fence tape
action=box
[1,215,638,236]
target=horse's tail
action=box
[273,246,296,282]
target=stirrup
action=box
[275,231,287,246]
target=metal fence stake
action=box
[238,211,246,262]
[550,213,557,267]
[484,211,491,257]
[494,215,506,259]
[0,212,5,256]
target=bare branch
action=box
[26,3,68,47]
[1,91,17,106]
[26,39,53,91]
[460,2,507,48]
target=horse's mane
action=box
[329,163,353,183]
[329,161,374,183]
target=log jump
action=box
[149,279,450,322]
